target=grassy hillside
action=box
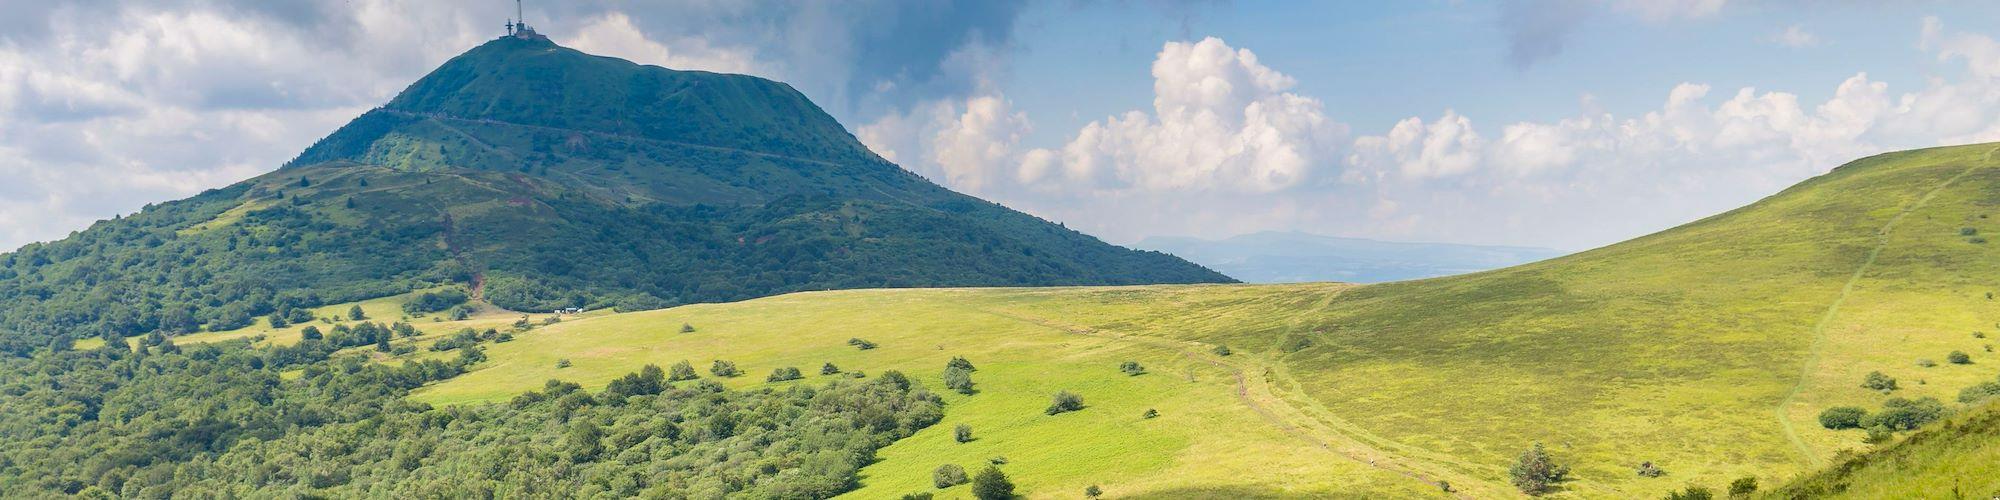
[394,142,2000,497]
[1765,400,2000,498]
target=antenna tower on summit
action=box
[504,0,546,40]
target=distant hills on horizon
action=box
[1136,231,1568,283]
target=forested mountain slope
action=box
[0,36,1226,353]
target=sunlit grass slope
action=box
[409,142,2000,497]
[1766,400,2000,498]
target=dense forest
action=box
[0,332,942,497]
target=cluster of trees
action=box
[1818,397,1948,434]
[0,333,943,497]
[943,356,976,395]
[400,288,469,314]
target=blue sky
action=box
[5,1,2000,252]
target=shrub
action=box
[1119,361,1146,376]
[555,358,571,369]
[1977,331,1989,339]
[900,494,934,500]
[1142,408,1159,419]
[668,360,699,381]
[301,326,323,341]
[680,323,695,333]
[1635,461,1664,478]
[1508,443,1570,495]
[1962,227,1979,236]
[1817,406,1868,429]
[1959,380,2000,403]
[268,313,290,329]
[988,456,1008,465]
[1948,350,1972,364]
[1665,485,1714,500]
[1279,334,1313,353]
[954,424,973,443]
[848,338,878,350]
[944,367,975,395]
[348,305,367,321]
[1863,424,1894,444]
[1212,344,1232,356]
[1085,485,1103,498]
[767,366,803,382]
[821,362,841,375]
[932,464,969,488]
[1046,391,1084,415]
[1728,476,1757,497]
[1869,396,1945,430]
[710,360,742,377]
[1861,371,1898,392]
[971,467,1015,500]
[1916,358,1937,368]
[948,356,976,371]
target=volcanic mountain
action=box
[0,36,1227,347]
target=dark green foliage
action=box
[680,323,696,333]
[1962,227,1978,236]
[1086,485,1103,498]
[767,366,803,382]
[971,467,1016,499]
[954,423,973,443]
[1212,344,1231,356]
[267,313,289,329]
[710,359,742,377]
[1948,350,1972,364]
[1867,397,1946,431]
[1119,361,1146,376]
[555,358,571,368]
[668,360,699,381]
[944,363,976,395]
[1818,406,1868,429]
[1917,358,1938,367]
[1770,399,2000,497]
[821,362,840,375]
[1143,408,1159,419]
[1278,334,1313,353]
[401,288,469,314]
[1861,371,1898,391]
[849,338,879,350]
[604,364,667,398]
[348,305,366,321]
[933,464,969,488]
[1727,476,1757,496]
[1046,391,1084,415]
[1636,461,1664,477]
[300,325,323,341]
[1508,443,1570,495]
[0,338,941,497]
[1959,378,2000,404]
[1663,485,1713,500]
[901,493,935,500]
[948,356,976,372]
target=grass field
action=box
[122,142,2000,497]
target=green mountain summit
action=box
[0,37,1227,349]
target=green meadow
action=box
[184,142,2000,497]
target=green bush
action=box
[848,338,878,350]
[767,366,803,382]
[710,360,742,377]
[1635,461,1663,478]
[1119,361,1146,376]
[1817,406,1868,429]
[1948,351,1972,364]
[948,356,976,371]
[1664,485,1713,500]
[1868,397,1945,431]
[668,360,699,381]
[1508,443,1570,495]
[1959,380,2000,404]
[1212,344,1232,356]
[1860,371,1897,391]
[821,362,841,375]
[1046,391,1084,415]
[1728,476,1757,496]
[971,467,1015,500]
[954,424,973,443]
[933,464,969,488]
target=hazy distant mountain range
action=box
[1136,231,1567,283]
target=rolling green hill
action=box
[379,142,2000,497]
[0,36,1227,353]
